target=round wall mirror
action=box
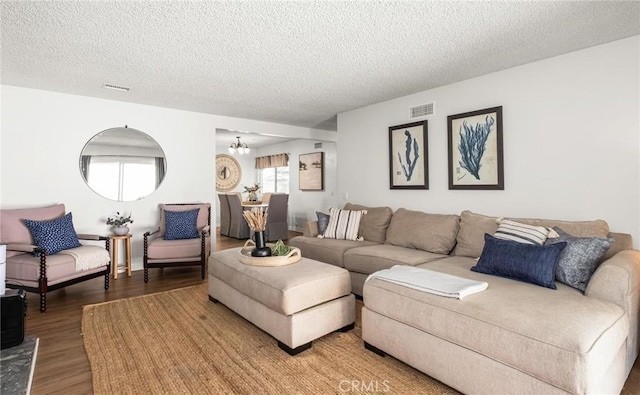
[79,126,167,201]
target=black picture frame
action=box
[299,152,324,191]
[447,106,504,190]
[389,121,428,189]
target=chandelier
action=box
[228,136,250,155]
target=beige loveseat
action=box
[289,204,640,394]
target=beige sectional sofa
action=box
[289,204,640,394]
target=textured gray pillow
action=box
[545,226,613,293]
[316,211,330,235]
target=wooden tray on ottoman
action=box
[239,240,301,267]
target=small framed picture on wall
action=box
[388,120,429,189]
[299,152,324,191]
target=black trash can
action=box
[1,288,27,349]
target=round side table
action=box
[110,234,132,279]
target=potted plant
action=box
[107,211,133,235]
[243,183,261,202]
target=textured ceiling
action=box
[2,1,638,132]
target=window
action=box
[260,166,289,194]
[87,156,157,201]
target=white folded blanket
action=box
[366,265,488,299]
[59,245,110,272]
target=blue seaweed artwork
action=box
[457,115,494,180]
[397,130,419,181]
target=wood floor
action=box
[18,230,640,394]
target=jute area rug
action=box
[82,284,459,394]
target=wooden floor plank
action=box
[16,230,640,394]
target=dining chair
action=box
[218,194,231,236]
[265,194,289,242]
[227,194,250,239]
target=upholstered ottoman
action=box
[208,248,355,355]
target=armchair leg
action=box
[144,268,149,283]
[201,263,205,280]
[40,292,46,313]
[104,272,110,290]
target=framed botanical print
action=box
[388,121,428,189]
[299,152,324,191]
[447,106,504,190]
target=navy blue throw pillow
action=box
[23,212,82,255]
[165,209,200,240]
[471,234,567,289]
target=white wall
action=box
[213,138,338,231]
[256,139,339,232]
[337,36,640,248]
[1,86,336,269]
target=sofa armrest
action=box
[201,225,211,237]
[586,249,640,372]
[303,221,319,238]
[6,243,39,253]
[77,233,108,241]
[587,249,640,308]
[144,227,161,239]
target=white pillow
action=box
[319,207,366,241]
[493,218,551,245]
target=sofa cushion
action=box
[494,218,551,245]
[472,234,566,289]
[6,251,107,287]
[515,217,609,239]
[147,237,203,260]
[0,204,66,245]
[320,207,366,241]
[344,244,448,275]
[343,203,393,244]
[164,209,200,240]
[454,210,611,258]
[453,210,499,258]
[385,208,459,254]
[546,227,613,293]
[22,212,82,255]
[364,256,628,394]
[289,235,378,268]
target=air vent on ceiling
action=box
[409,102,434,119]
[103,83,130,92]
[314,142,323,149]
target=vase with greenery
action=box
[243,183,261,202]
[106,211,133,235]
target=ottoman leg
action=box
[208,295,219,303]
[337,322,355,333]
[364,341,386,357]
[278,341,312,356]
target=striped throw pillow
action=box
[493,219,551,245]
[319,208,367,241]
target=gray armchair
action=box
[265,194,289,242]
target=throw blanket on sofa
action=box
[59,245,110,272]
[366,265,488,299]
